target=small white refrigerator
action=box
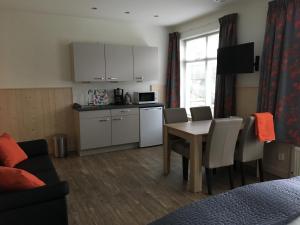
[139,107,163,147]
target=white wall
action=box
[171,0,269,88]
[0,10,168,103]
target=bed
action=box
[149,177,300,225]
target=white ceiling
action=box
[0,0,242,26]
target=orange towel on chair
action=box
[253,112,276,142]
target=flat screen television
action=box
[217,42,254,74]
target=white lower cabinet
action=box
[77,108,139,152]
[78,110,111,150]
[112,114,139,145]
[79,116,111,150]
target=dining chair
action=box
[190,106,213,121]
[204,118,243,195]
[163,108,190,180]
[190,106,213,173]
[235,116,264,185]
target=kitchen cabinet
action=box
[76,108,140,153]
[111,108,139,145]
[105,44,134,81]
[133,46,159,82]
[72,42,159,83]
[73,43,106,82]
[79,111,111,150]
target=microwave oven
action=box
[133,92,157,104]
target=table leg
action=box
[188,135,202,193]
[163,126,171,175]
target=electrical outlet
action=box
[278,153,285,161]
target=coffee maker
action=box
[114,88,124,105]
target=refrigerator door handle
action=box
[141,107,162,111]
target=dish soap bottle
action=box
[124,92,132,105]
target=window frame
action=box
[181,31,219,113]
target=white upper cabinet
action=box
[73,43,106,82]
[105,44,134,82]
[72,43,159,82]
[133,46,159,82]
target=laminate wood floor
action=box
[52,146,276,225]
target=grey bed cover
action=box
[149,177,300,225]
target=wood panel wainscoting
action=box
[0,88,76,153]
[236,86,258,118]
[236,86,293,178]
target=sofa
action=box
[0,139,69,225]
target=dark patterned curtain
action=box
[258,0,300,146]
[166,32,180,108]
[214,13,238,118]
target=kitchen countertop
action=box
[73,103,164,112]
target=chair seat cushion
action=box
[171,140,190,158]
[171,140,207,159]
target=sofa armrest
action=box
[0,181,69,212]
[18,139,48,157]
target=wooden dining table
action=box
[163,120,212,193]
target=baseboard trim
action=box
[78,143,139,156]
[264,164,290,178]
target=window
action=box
[181,32,219,115]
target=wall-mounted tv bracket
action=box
[254,56,260,71]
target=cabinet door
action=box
[133,46,158,82]
[79,117,111,150]
[105,44,134,81]
[73,43,106,82]
[112,114,139,145]
[139,107,163,147]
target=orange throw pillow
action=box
[0,166,45,191]
[0,133,28,167]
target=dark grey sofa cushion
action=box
[15,155,55,174]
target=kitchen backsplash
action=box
[72,82,154,105]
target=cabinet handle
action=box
[94,77,105,80]
[113,117,123,121]
[107,77,118,80]
[135,76,143,83]
[99,118,110,122]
